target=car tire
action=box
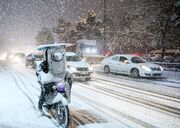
[104,66,110,74]
[131,69,139,78]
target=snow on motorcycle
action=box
[42,81,70,128]
[36,44,73,128]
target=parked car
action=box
[101,54,163,78]
[25,53,43,69]
[66,52,93,81]
[163,56,174,63]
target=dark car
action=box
[25,53,43,69]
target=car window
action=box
[66,55,81,62]
[131,57,146,63]
[111,56,119,61]
[119,56,128,62]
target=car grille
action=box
[150,67,161,71]
[76,67,89,71]
[75,73,91,77]
[153,73,161,76]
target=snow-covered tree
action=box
[52,18,82,44]
[52,11,105,48]
[104,0,180,54]
[76,10,105,40]
[35,27,54,45]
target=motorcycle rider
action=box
[36,50,49,115]
[36,50,72,116]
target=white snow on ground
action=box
[0,66,56,128]
[163,70,180,83]
[0,62,180,128]
[72,83,180,128]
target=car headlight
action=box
[89,66,93,72]
[141,65,151,71]
[160,66,163,71]
[13,57,22,63]
[9,55,14,59]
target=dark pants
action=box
[38,86,45,110]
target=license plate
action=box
[80,71,88,75]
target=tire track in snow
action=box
[4,67,37,110]
[76,82,180,117]
[73,91,157,128]
[7,65,94,128]
[8,67,39,99]
[92,79,180,103]
[95,71,180,88]
[3,66,60,127]
[93,75,180,99]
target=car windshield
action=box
[66,55,81,62]
[131,57,146,63]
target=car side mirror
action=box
[124,60,129,64]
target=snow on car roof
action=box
[36,43,73,51]
[111,54,140,59]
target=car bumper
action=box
[140,71,163,77]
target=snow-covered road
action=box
[0,62,180,128]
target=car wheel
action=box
[104,66,110,74]
[131,69,139,78]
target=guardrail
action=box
[151,62,180,70]
[151,62,180,65]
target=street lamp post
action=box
[104,0,107,23]
[103,0,107,53]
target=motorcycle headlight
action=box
[141,65,151,72]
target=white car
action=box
[66,52,93,80]
[101,54,163,78]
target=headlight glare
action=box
[141,65,151,71]
[89,66,93,71]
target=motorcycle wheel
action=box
[57,104,69,128]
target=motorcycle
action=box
[42,82,70,128]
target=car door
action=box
[118,56,131,74]
[109,55,120,72]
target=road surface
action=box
[0,62,180,128]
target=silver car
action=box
[101,54,163,78]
